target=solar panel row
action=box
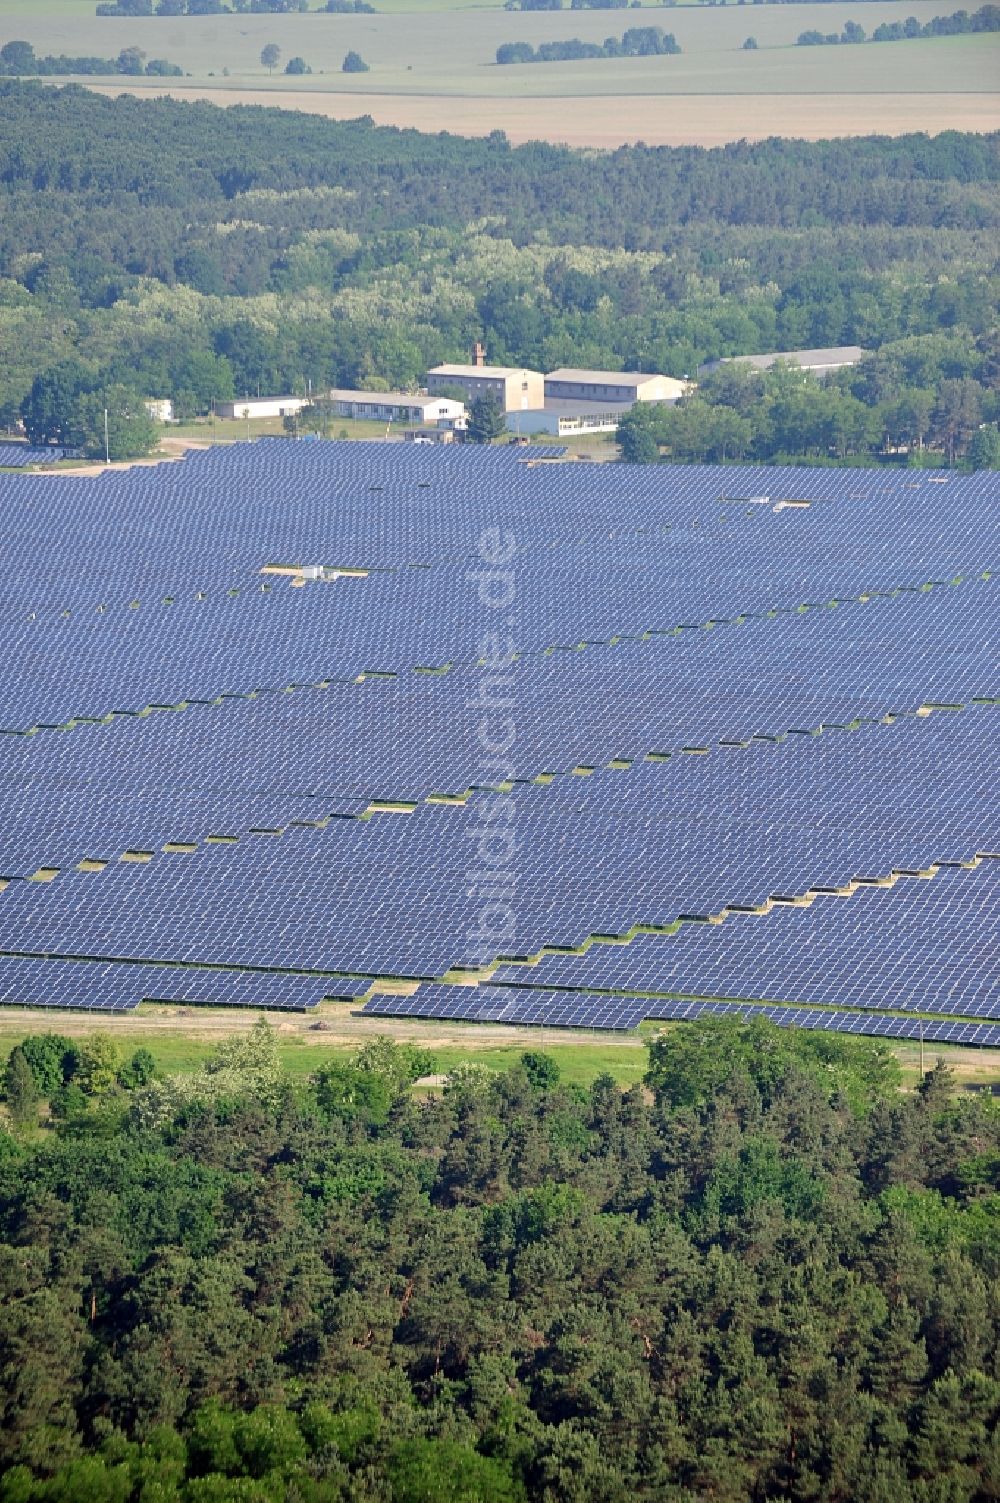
[0,709,993,994]
[1,590,994,878]
[0,443,70,469]
[361,984,1000,1045]
[0,952,372,1012]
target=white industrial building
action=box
[427,345,545,412]
[214,396,310,420]
[427,363,545,413]
[426,350,689,420]
[144,398,174,423]
[510,365,686,438]
[509,401,636,439]
[332,390,466,427]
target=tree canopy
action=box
[467,388,508,443]
[618,345,999,466]
[0,1017,998,1499]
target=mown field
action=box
[3,0,997,144]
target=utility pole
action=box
[919,1019,925,1077]
[104,407,110,465]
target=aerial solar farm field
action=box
[0,441,997,1048]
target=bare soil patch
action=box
[32,436,211,478]
[0,999,642,1053]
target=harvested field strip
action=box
[80,85,1000,151]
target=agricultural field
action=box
[2,0,997,143]
[85,84,995,145]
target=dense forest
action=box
[0,84,997,460]
[0,1019,998,1500]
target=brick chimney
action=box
[472,341,486,368]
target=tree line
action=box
[0,40,182,76]
[1,1015,998,1500]
[1,85,993,242]
[97,0,315,14]
[618,348,1000,467]
[497,27,680,63]
[798,2,1000,43]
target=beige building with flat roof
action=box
[544,369,687,404]
[427,362,545,413]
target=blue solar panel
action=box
[0,953,371,1011]
[491,858,1000,1016]
[0,443,995,1036]
[361,982,1000,1047]
[0,443,70,469]
[363,984,648,1031]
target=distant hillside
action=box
[0,82,997,460]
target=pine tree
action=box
[467,389,507,444]
[4,1049,39,1129]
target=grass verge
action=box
[0,1014,997,1093]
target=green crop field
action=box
[2,0,997,144]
